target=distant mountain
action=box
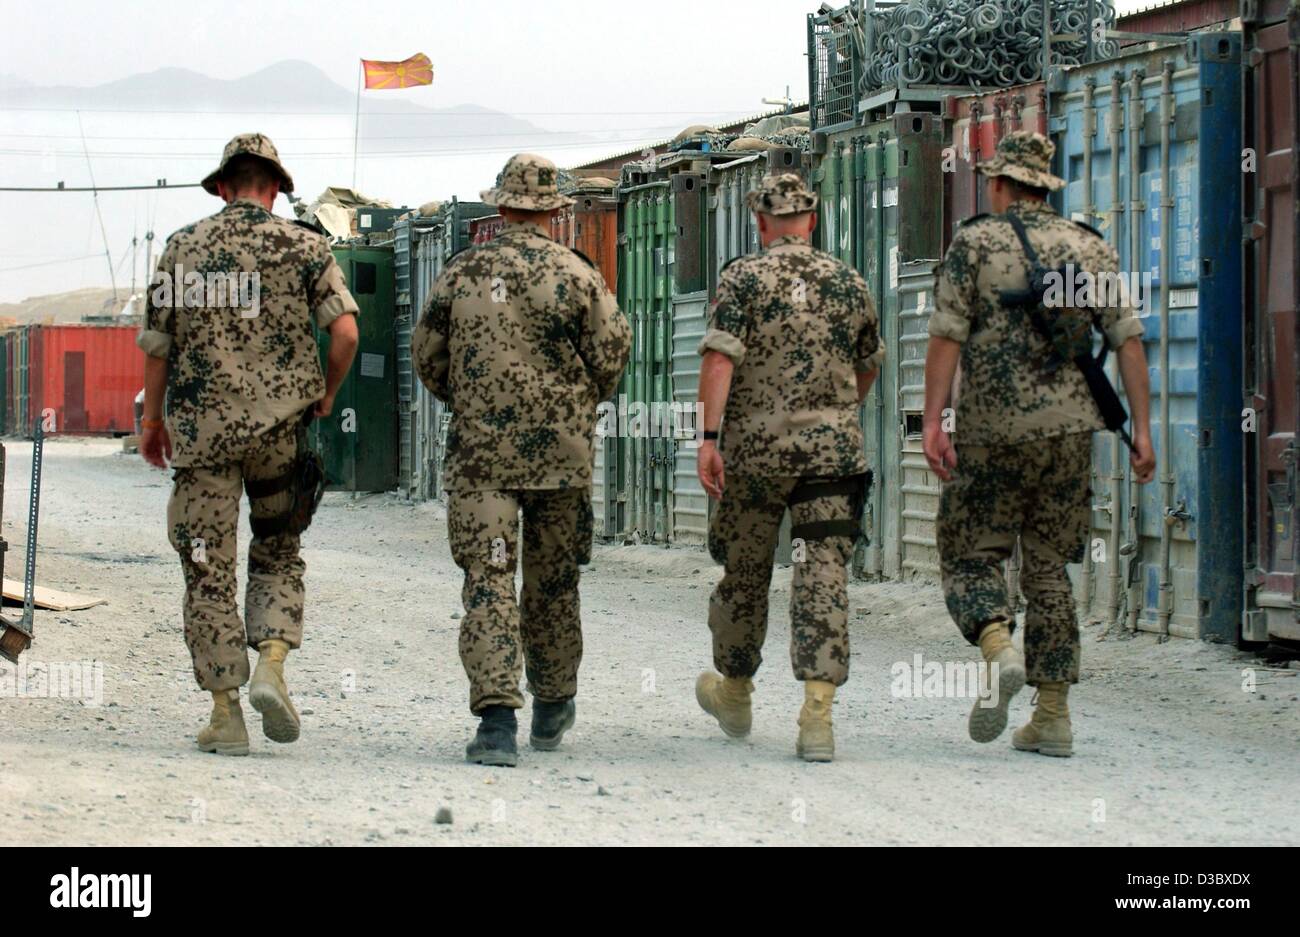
[1,60,576,153]
[0,73,34,91]
[0,287,121,326]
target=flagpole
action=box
[351,60,362,189]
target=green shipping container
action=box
[310,243,398,492]
[14,327,30,437]
[616,175,677,543]
[812,113,945,579]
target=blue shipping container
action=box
[1049,33,1243,641]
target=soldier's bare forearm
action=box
[323,313,359,401]
[856,368,878,404]
[143,355,168,421]
[698,350,735,433]
[1116,337,1152,438]
[923,336,961,427]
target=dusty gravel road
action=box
[1,438,1297,846]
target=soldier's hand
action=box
[314,395,335,418]
[141,425,172,469]
[923,422,958,482]
[698,443,725,500]
[1130,432,1156,484]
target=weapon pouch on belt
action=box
[787,471,873,543]
[245,410,327,538]
[997,212,1134,451]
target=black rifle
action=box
[996,212,1134,451]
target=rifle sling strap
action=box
[1003,212,1112,365]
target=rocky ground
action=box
[1,437,1296,846]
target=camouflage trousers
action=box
[166,418,303,692]
[447,487,593,714]
[936,431,1092,685]
[707,475,857,686]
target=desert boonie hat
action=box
[976,131,1066,192]
[745,173,818,216]
[201,133,295,196]
[480,153,575,211]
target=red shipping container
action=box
[1116,0,1238,38]
[1242,0,1300,642]
[571,187,619,294]
[27,324,143,435]
[549,206,576,247]
[943,82,1048,248]
[469,214,505,244]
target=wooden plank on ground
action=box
[1,579,106,611]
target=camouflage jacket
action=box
[137,198,358,468]
[699,235,882,476]
[413,221,631,492]
[930,199,1144,446]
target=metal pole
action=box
[22,422,43,631]
[352,61,363,189]
[77,110,118,303]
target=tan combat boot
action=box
[1012,682,1073,757]
[695,671,753,738]
[249,639,300,743]
[796,680,835,763]
[968,620,1027,743]
[197,688,249,756]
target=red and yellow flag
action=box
[361,53,434,89]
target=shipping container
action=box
[944,82,1049,245]
[617,171,675,542]
[610,148,770,545]
[812,113,946,578]
[1051,33,1244,641]
[23,324,142,436]
[13,327,29,437]
[572,184,620,292]
[1241,0,1300,643]
[392,214,439,499]
[1115,0,1239,37]
[550,206,577,248]
[469,214,504,244]
[408,223,450,502]
[310,243,398,493]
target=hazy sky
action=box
[1,0,1153,303]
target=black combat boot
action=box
[466,705,519,767]
[530,698,576,751]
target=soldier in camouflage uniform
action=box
[924,132,1155,756]
[139,134,359,756]
[414,153,631,767]
[694,173,882,763]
